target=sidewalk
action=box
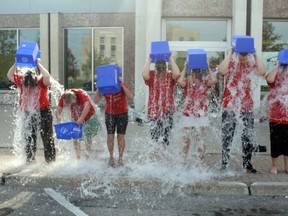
[1,104,288,197]
[1,147,288,197]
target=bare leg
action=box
[74,141,81,160]
[284,156,288,173]
[271,157,278,174]
[117,134,125,166]
[183,135,190,159]
[85,139,92,160]
[198,127,206,162]
[107,134,115,167]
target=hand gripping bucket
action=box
[54,122,83,140]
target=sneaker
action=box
[220,165,227,173]
[26,157,36,163]
[254,145,267,152]
[244,163,257,173]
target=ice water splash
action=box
[4,72,246,198]
[220,53,264,166]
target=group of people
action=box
[7,58,134,168]
[141,47,287,175]
[7,46,288,175]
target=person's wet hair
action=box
[63,91,76,104]
[23,70,38,88]
[155,60,167,73]
[186,68,208,80]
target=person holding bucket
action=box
[177,55,218,163]
[94,76,134,168]
[142,55,180,147]
[266,52,288,175]
[7,59,56,163]
[218,42,266,173]
[56,89,101,160]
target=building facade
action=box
[0,0,288,113]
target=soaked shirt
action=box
[267,69,288,124]
[58,89,95,121]
[144,70,176,120]
[182,78,210,117]
[102,82,129,115]
[222,56,256,112]
[14,73,50,112]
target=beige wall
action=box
[162,0,232,17]
[263,0,288,18]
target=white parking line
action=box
[44,188,88,216]
[0,191,34,209]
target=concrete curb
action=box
[5,174,288,197]
[250,182,288,196]
[4,174,249,196]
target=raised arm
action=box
[218,47,233,76]
[120,77,134,100]
[177,63,187,87]
[170,55,180,80]
[266,62,279,84]
[7,63,16,82]
[207,68,218,87]
[142,57,151,81]
[55,106,63,123]
[94,89,102,103]
[254,52,266,76]
[37,58,51,86]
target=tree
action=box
[66,48,80,79]
[0,30,17,89]
[80,48,113,90]
[262,22,286,52]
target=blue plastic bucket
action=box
[186,49,208,69]
[54,122,83,140]
[97,64,121,94]
[150,41,171,63]
[232,35,255,54]
[16,42,41,67]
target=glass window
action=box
[94,28,123,90]
[262,21,288,88]
[64,27,123,91]
[111,37,116,60]
[0,28,40,90]
[99,36,105,57]
[166,20,228,42]
[64,28,92,90]
[165,19,229,113]
[19,29,40,44]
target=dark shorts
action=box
[269,122,288,158]
[105,112,128,135]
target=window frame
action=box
[162,18,231,53]
[63,27,124,92]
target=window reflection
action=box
[64,28,123,91]
[166,20,227,42]
[64,29,92,90]
[93,28,123,91]
[262,21,288,88]
[0,29,39,90]
[263,21,288,52]
[19,29,40,45]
